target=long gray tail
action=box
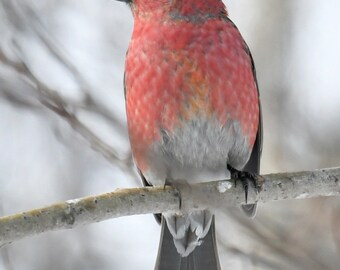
[155,217,221,270]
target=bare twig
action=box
[0,1,130,166]
[0,166,339,247]
[0,84,41,110]
[0,47,133,169]
[1,1,127,132]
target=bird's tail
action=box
[154,217,221,270]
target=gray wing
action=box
[223,16,263,216]
[240,37,263,217]
[241,116,262,217]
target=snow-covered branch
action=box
[0,166,339,247]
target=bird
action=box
[117,0,262,269]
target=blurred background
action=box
[0,0,340,269]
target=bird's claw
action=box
[165,178,186,210]
[227,165,263,204]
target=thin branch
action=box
[0,1,130,167]
[0,166,339,247]
[0,47,133,169]
[1,1,127,132]
[0,85,41,111]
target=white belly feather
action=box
[144,116,251,186]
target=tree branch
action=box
[0,47,133,170]
[1,166,339,247]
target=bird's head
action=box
[115,0,227,20]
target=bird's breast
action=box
[125,18,259,182]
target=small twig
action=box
[0,166,339,247]
[0,47,133,169]
[1,2,127,132]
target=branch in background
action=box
[0,47,133,170]
[0,1,132,171]
[0,83,41,110]
[2,1,127,132]
[1,166,339,247]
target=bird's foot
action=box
[165,178,190,210]
[227,165,263,204]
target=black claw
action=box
[243,180,249,204]
[228,164,262,204]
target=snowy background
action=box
[0,0,340,269]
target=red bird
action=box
[117,0,262,269]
